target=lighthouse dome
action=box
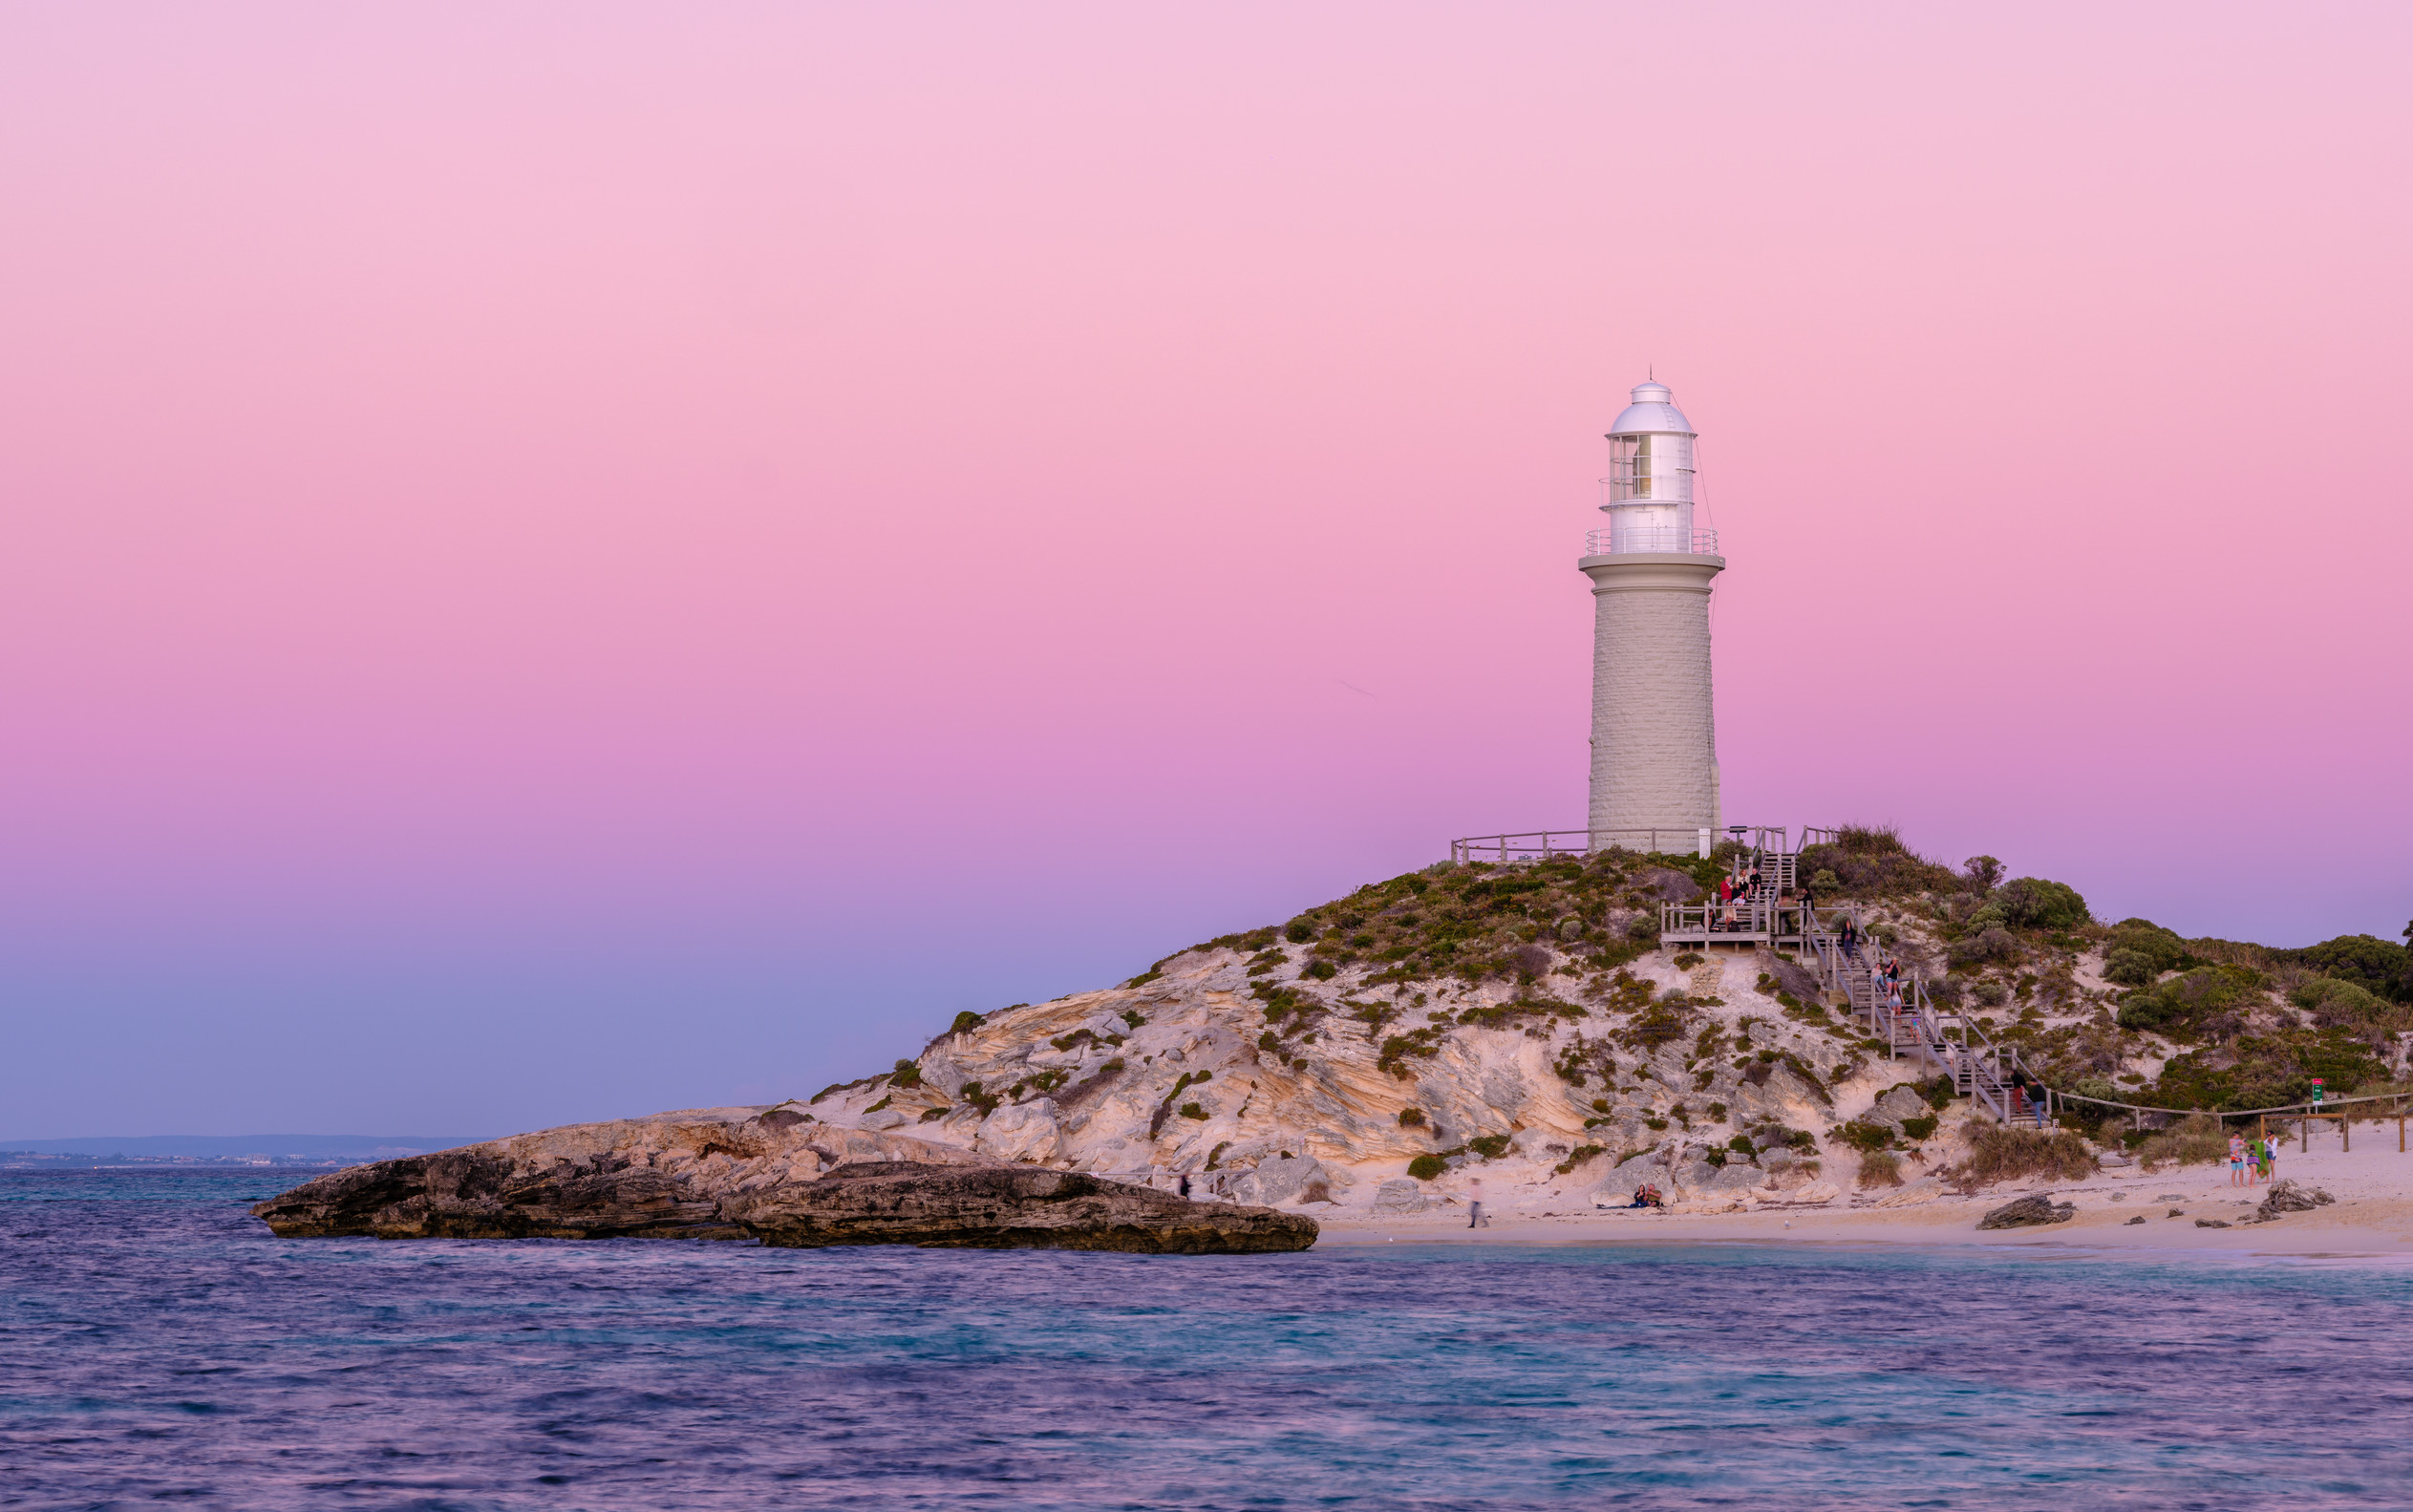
[1607,381,1694,437]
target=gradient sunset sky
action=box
[4,4,2407,1138]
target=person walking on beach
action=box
[2228,1132,2248,1186]
[1466,1178,1490,1229]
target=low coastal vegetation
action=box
[797,821,2409,1217]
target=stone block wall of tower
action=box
[1584,555,1721,848]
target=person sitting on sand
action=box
[1628,1183,1662,1209]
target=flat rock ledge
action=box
[249,1108,1316,1255]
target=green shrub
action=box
[1398,1107,1426,1127]
[2102,948,2162,988]
[1407,1154,1447,1181]
[1952,929,2021,969]
[1727,1134,1754,1155]
[918,1106,948,1122]
[2135,1113,2231,1170]
[1285,920,1317,943]
[1997,877,2089,931]
[959,1081,1000,1115]
[1467,1134,1512,1160]
[1121,1009,1147,1030]
[2289,976,2408,1034]
[1856,1151,1904,1188]
[1838,1120,1894,1153]
[1898,1115,1938,1141]
[2105,917,2190,969]
[1972,978,2010,1007]
[1305,960,1338,980]
[949,1011,987,1034]
[2144,1030,2384,1110]
[1672,951,1704,969]
[1205,1140,1230,1170]
[1553,1144,1606,1175]
[888,1059,922,1088]
[1178,1102,1207,1120]
[2277,933,2412,1005]
[2116,965,2265,1041]
[1954,1123,2097,1186]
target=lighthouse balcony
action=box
[1583,525,1719,557]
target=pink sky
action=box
[2,4,2407,1136]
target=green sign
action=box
[2312,1079,2325,1104]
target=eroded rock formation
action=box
[251,1107,1314,1253]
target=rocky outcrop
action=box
[250,1107,1314,1253]
[1976,1194,2076,1229]
[734,1162,1317,1252]
[2257,1179,2336,1219]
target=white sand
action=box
[1319,1134,2413,1257]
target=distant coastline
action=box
[2,1134,487,1170]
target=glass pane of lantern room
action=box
[1608,437,1641,500]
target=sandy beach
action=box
[1320,1137,2413,1256]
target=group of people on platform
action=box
[1709,866,1786,932]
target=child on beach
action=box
[2228,1133,2248,1185]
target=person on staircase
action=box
[1717,874,1736,930]
[1840,917,1860,959]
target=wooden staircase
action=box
[1803,905,2038,1124]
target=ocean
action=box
[3,1170,2407,1509]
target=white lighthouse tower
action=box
[1582,380,1724,856]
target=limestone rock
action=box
[976,1100,1062,1163]
[249,1110,995,1242]
[1976,1194,2076,1229]
[2258,1179,2336,1218]
[1707,1162,1766,1192]
[250,1110,1313,1253]
[733,1162,1317,1253]
[1371,1178,1427,1214]
[1869,1177,1943,1208]
[1224,1154,1327,1207]
[1873,1086,1932,1124]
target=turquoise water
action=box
[4,1170,2408,1508]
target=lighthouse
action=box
[1582,381,1724,857]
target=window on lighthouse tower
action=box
[1608,434,1689,501]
